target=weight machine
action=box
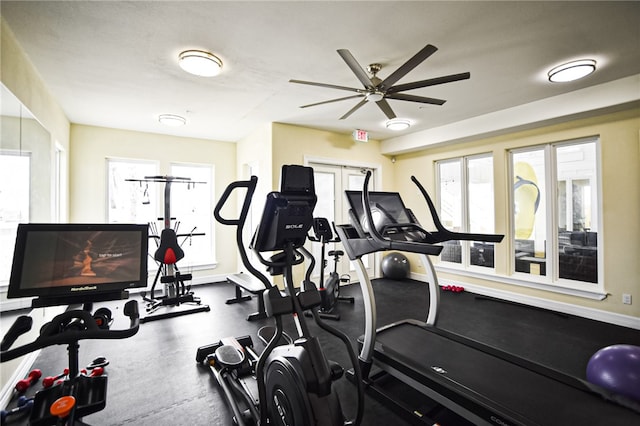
[126,175,210,322]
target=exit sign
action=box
[353,129,368,142]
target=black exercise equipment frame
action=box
[307,217,354,320]
[127,175,210,322]
[198,166,364,426]
[1,301,140,425]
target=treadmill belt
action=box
[375,321,639,425]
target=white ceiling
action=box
[2,1,639,150]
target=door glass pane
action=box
[513,149,546,276]
[312,171,335,278]
[438,161,462,264]
[556,142,598,283]
[468,156,495,268]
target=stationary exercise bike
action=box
[1,223,144,425]
[307,218,354,321]
[196,165,363,426]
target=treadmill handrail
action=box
[361,171,443,256]
[410,175,504,244]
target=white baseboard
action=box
[409,272,640,330]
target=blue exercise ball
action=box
[586,344,640,402]
[381,252,410,280]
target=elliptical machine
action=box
[196,165,363,426]
[307,218,354,321]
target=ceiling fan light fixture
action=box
[365,91,384,102]
[178,49,223,77]
[386,118,411,131]
[548,59,596,83]
[158,114,186,127]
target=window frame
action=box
[509,137,602,292]
[436,152,497,272]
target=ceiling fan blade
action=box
[300,95,364,109]
[337,49,374,89]
[376,99,396,120]
[385,93,446,105]
[289,79,362,93]
[340,99,368,120]
[387,72,471,94]
[379,44,438,90]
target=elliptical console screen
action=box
[8,223,148,302]
[251,165,317,252]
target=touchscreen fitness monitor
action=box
[345,190,414,236]
[251,165,317,252]
[8,223,149,307]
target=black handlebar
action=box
[214,176,258,226]
[214,176,272,288]
[0,300,140,362]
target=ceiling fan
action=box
[290,44,470,120]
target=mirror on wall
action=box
[0,83,53,291]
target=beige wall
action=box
[1,18,70,155]
[272,123,395,188]
[69,124,238,280]
[393,108,640,318]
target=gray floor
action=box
[3,279,640,425]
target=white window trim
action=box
[436,153,496,270]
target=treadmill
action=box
[335,172,640,426]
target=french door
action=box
[309,163,376,282]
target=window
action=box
[512,149,547,276]
[437,154,496,269]
[0,152,30,283]
[169,163,215,267]
[511,138,599,285]
[107,158,158,224]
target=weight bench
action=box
[225,272,268,321]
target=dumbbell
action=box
[15,369,42,392]
[1,396,34,423]
[43,368,70,388]
[80,366,105,377]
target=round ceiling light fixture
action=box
[548,59,596,83]
[158,114,186,127]
[385,118,411,131]
[178,49,223,77]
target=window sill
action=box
[435,264,607,300]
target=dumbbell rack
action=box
[29,372,107,426]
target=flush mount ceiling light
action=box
[548,59,596,83]
[158,114,186,127]
[365,91,384,102]
[178,49,223,77]
[385,118,411,131]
